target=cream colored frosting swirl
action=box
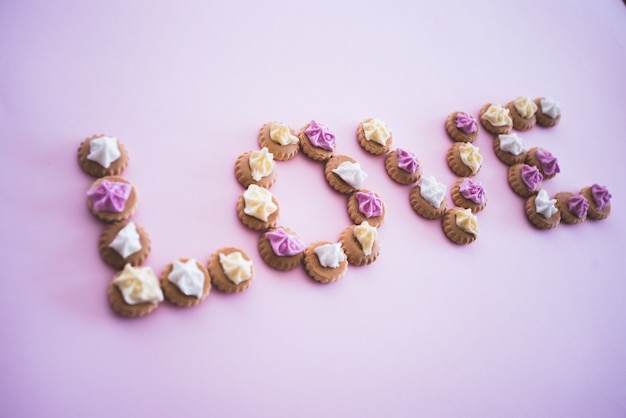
[168,259,205,298]
[243,184,278,221]
[248,147,275,181]
[362,119,391,146]
[498,133,525,155]
[534,189,558,219]
[483,103,512,127]
[514,96,538,119]
[332,161,368,189]
[353,221,378,256]
[269,122,299,146]
[88,136,121,168]
[314,243,345,269]
[540,97,561,119]
[417,175,446,209]
[108,222,142,258]
[113,264,164,305]
[219,252,253,285]
[455,208,479,236]
[459,143,483,174]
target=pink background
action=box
[2,0,626,416]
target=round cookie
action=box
[357,118,393,155]
[409,177,447,220]
[493,133,527,166]
[324,154,366,194]
[479,102,513,135]
[234,149,278,189]
[505,97,537,131]
[446,142,482,177]
[347,189,386,228]
[258,122,299,161]
[445,111,479,143]
[298,120,336,162]
[99,221,151,270]
[534,97,561,127]
[384,148,421,185]
[580,185,611,220]
[451,178,487,213]
[507,164,543,198]
[442,207,479,245]
[87,175,139,223]
[160,258,211,307]
[303,241,348,284]
[258,226,305,271]
[338,224,381,266]
[208,247,254,293]
[107,264,163,318]
[525,191,561,229]
[236,185,280,231]
[555,192,588,225]
[525,147,560,179]
[78,134,129,178]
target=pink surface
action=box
[1,0,626,416]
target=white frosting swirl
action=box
[269,122,299,146]
[108,222,142,258]
[362,119,391,146]
[113,264,163,305]
[219,252,253,285]
[353,221,378,256]
[459,143,483,174]
[168,259,205,298]
[332,161,368,189]
[87,136,121,168]
[243,184,278,221]
[483,103,512,127]
[498,133,525,155]
[248,147,274,181]
[514,96,537,119]
[314,243,346,268]
[417,175,446,209]
[540,97,561,119]
[534,189,558,219]
[455,208,479,236]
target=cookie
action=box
[446,142,482,177]
[493,133,527,166]
[525,190,561,229]
[479,102,513,135]
[234,148,278,189]
[507,164,543,198]
[555,192,588,225]
[208,247,254,293]
[338,222,380,266]
[99,221,151,270]
[451,178,487,213]
[525,147,560,179]
[258,122,299,161]
[258,226,305,271]
[445,111,479,143]
[324,154,367,194]
[160,258,211,307]
[347,190,386,227]
[357,118,393,155]
[298,120,336,162]
[108,264,163,318]
[384,148,421,185]
[303,241,348,284]
[409,176,447,220]
[236,184,280,231]
[87,175,139,223]
[505,96,537,131]
[442,207,479,245]
[580,184,611,220]
[78,134,129,178]
[534,97,561,127]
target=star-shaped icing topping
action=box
[168,259,205,298]
[355,191,384,218]
[498,133,525,156]
[269,122,299,146]
[396,148,419,174]
[353,221,378,256]
[417,175,446,209]
[113,264,163,305]
[108,222,142,258]
[304,120,336,151]
[332,161,368,189]
[314,243,345,269]
[455,208,479,236]
[87,136,121,168]
[219,252,253,285]
[265,228,305,257]
[534,190,558,219]
[459,178,485,205]
[459,143,483,174]
[248,147,275,181]
[540,97,561,119]
[362,119,391,146]
[243,184,278,221]
[87,179,132,212]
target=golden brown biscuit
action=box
[442,208,478,245]
[234,150,278,189]
[78,134,129,178]
[324,154,363,194]
[555,192,587,225]
[303,241,348,284]
[298,121,335,162]
[479,103,512,135]
[356,118,393,155]
[525,193,561,229]
[445,111,479,143]
[338,225,380,266]
[384,149,421,185]
[257,122,299,161]
[450,178,487,213]
[409,182,447,220]
[507,164,542,198]
[580,186,611,220]
[258,226,305,271]
[208,247,254,293]
[99,221,151,270]
[160,258,211,307]
[505,100,536,131]
[534,97,561,127]
[87,176,139,223]
[347,189,386,228]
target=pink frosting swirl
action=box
[568,194,589,218]
[355,191,383,218]
[520,165,543,192]
[265,228,305,257]
[455,113,477,134]
[304,120,336,151]
[459,178,485,205]
[396,148,419,174]
[535,149,560,176]
[591,184,611,210]
[87,180,131,212]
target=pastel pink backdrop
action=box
[1,0,625,417]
